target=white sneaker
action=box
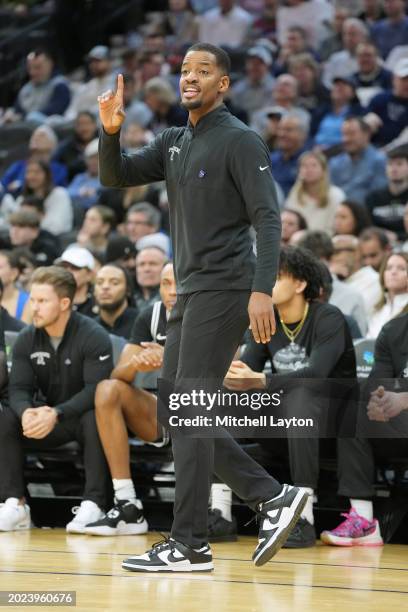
[66,500,104,534]
[0,498,31,532]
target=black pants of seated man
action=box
[282,384,354,491]
[0,405,110,509]
[337,408,408,499]
[158,290,283,549]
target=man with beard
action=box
[94,264,138,340]
[84,262,176,536]
[0,266,112,533]
[98,43,306,574]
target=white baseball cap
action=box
[394,58,408,78]
[84,138,99,158]
[57,246,95,270]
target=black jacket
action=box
[9,311,113,419]
[370,313,408,379]
[95,306,138,340]
[99,104,281,296]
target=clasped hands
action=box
[21,406,58,439]
[224,360,266,391]
[131,342,164,372]
[367,386,407,422]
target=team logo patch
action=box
[168,145,181,161]
[30,351,51,366]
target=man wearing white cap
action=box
[365,58,408,146]
[56,246,98,318]
[67,139,101,210]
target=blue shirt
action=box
[329,145,387,204]
[314,106,350,147]
[67,172,101,209]
[367,92,408,146]
[371,17,408,58]
[270,148,305,196]
[1,159,68,195]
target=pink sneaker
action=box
[320,508,383,547]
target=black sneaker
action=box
[84,499,148,536]
[208,509,237,542]
[283,518,316,548]
[122,537,214,572]
[252,484,308,567]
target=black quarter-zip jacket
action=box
[9,312,113,419]
[99,104,281,295]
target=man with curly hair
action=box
[226,246,357,547]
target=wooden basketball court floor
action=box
[0,530,407,611]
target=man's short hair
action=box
[287,25,308,40]
[136,245,168,262]
[359,227,390,249]
[76,110,97,123]
[297,231,334,260]
[280,111,310,135]
[28,48,54,63]
[30,266,76,304]
[91,205,117,230]
[288,53,319,77]
[20,195,44,214]
[9,210,41,228]
[128,202,161,228]
[279,246,324,301]
[344,116,371,134]
[185,43,231,77]
[143,77,177,105]
[387,145,408,162]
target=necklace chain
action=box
[280,303,309,344]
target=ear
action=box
[295,279,307,294]
[60,296,71,312]
[218,75,230,94]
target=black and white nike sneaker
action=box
[84,499,148,536]
[122,537,214,572]
[252,484,308,566]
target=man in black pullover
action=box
[98,43,307,572]
[0,266,113,533]
[321,313,408,547]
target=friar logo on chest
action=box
[168,145,181,161]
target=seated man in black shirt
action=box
[84,262,176,536]
[225,246,357,548]
[94,264,138,340]
[0,266,113,533]
[321,313,408,547]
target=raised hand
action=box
[98,73,126,134]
